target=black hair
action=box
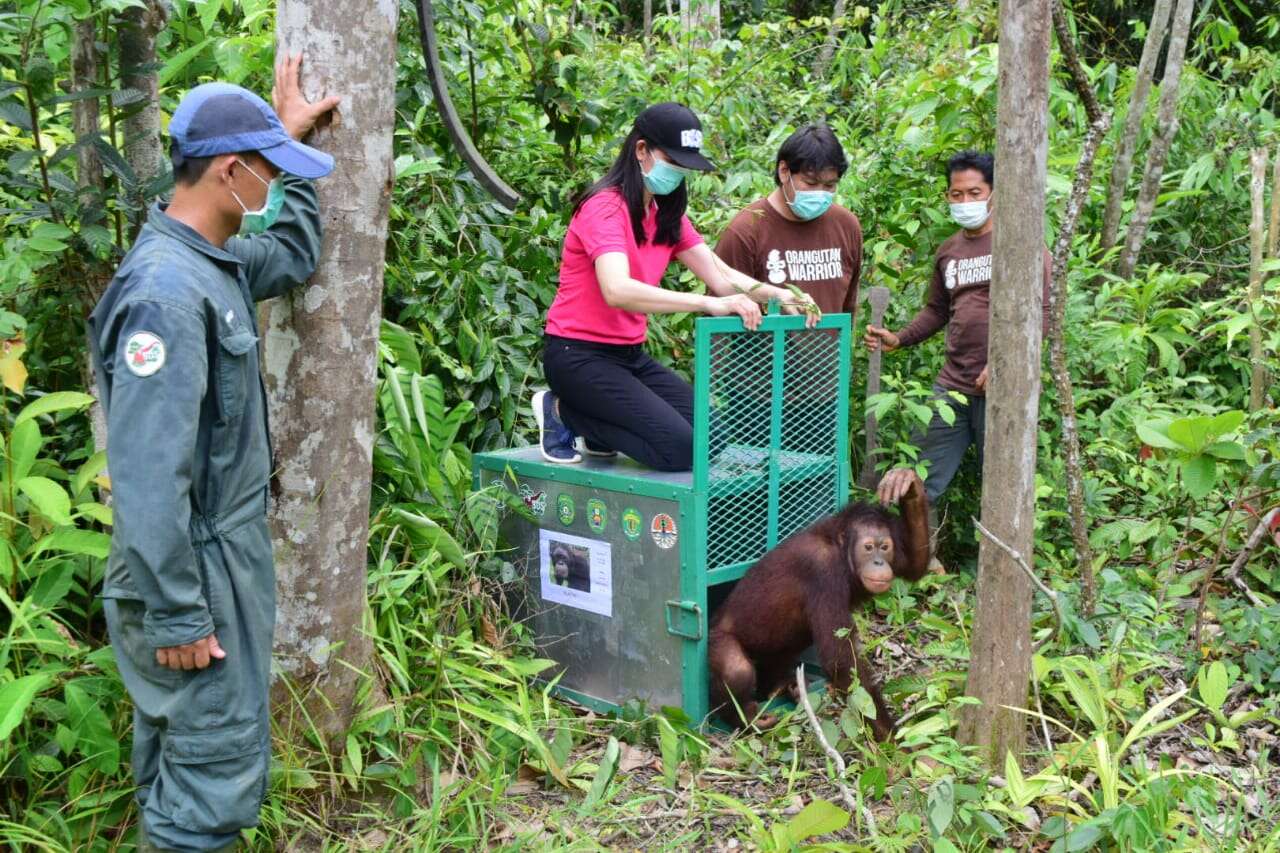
[170,142,217,187]
[571,128,688,247]
[946,150,994,189]
[773,124,848,185]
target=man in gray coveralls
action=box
[88,56,338,852]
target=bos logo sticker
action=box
[124,331,166,377]
[587,499,608,533]
[621,508,642,541]
[556,494,575,526]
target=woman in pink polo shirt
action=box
[533,103,818,471]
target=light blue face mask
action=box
[786,176,834,221]
[232,158,285,235]
[642,154,687,196]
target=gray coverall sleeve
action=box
[226,174,324,302]
[105,299,212,649]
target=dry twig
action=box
[972,518,1063,653]
[794,665,876,836]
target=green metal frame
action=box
[473,310,851,727]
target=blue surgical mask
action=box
[642,155,687,196]
[232,158,285,235]
[786,176,834,221]
[950,199,991,230]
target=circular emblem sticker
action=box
[650,513,678,549]
[621,508,642,541]
[587,499,607,534]
[123,331,166,377]
[556,494,575,526]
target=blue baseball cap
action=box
[169,82,334,179]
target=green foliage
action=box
[1,0,1278,848]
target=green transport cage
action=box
[472,310,851,724]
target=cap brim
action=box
[259,138,335,179]
[665,147,715,172]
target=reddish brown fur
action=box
[707,473,930,737]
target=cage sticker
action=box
[539,529,613,617]
[650,513,678,549]
[518,483,546,518]
[556,494,575,526]
[586,499,608,533]
[621,508,642,541]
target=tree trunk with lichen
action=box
[680,0,720,45]
[1100,0,1171,252]
[1117,0,1195,279]
[956,0,1050,768]
[1248,149,1267,411]
[267,0,399,745]
[118,0,168,235]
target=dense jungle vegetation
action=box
[1,0,1278,849]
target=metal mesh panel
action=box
[695,318,849,574]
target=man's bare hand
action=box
[876,467,921,505]
[272,53,341,141]
[974,365,989,393]
[157,633,226,671]
[779,290,821,328]
[864,325,899,352]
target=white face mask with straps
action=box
[950,199,991,229]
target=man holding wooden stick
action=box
[865,151,1049,546]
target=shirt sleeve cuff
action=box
[144,606,215,649]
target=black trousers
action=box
[543,334,694,472]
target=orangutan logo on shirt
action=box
[766,250,787,284]
[768,247,843,284]
[944,255,991,291]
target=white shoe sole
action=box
[532,390,581,464]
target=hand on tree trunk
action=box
[273,53,342,141]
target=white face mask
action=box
[950,199,992,230]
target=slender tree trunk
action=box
[814,0,849,76]
[117,0,168,236]
[680,0,720,45]
[644,0,653,54]
[1270,146,1280,260]
[72,15,111,458]
[268,0,399,744]
[1100,0,1172,252]
[1249,149,1267,411]
[71,18,103,196]
[956,0,1050,768]
[1049,1,1108,616]
[1117,0,1194,279]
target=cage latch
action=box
[664,600,703,640]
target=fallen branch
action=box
[972,518,1063,653]
[794,665,876,836]
[1221,507,1279,609]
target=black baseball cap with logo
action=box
[634,102,715,172]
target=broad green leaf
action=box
[580,736,620,813]
[1203,441,1244,461]
[1135,420,1180,451]
[9,419,41,480]
[29,562,75,609]
[345,733,363,778]
[657,716,680,789]
[65,682,120,774]
[926,776,955,837]
[785,799,850,842]
[30,528,111,559]
[1197,661,1229,712]
[1065,824,1104,852]
[15,391,95,426]
[1180,455,1216,500]
[0,339,27,394]
[0,674,52,740]
[159,37,215,86]
[17,477,73,526]
[393,508,466,568]
[72,450,108,497]
[1167,416,1213,453]
[1208,410,1244,436]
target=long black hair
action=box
[571,128,688,247]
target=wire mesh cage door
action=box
[692,311,851,580]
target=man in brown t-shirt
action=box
[864,150,1049,504]
[715,123,863,317]
[714,124,862,452]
